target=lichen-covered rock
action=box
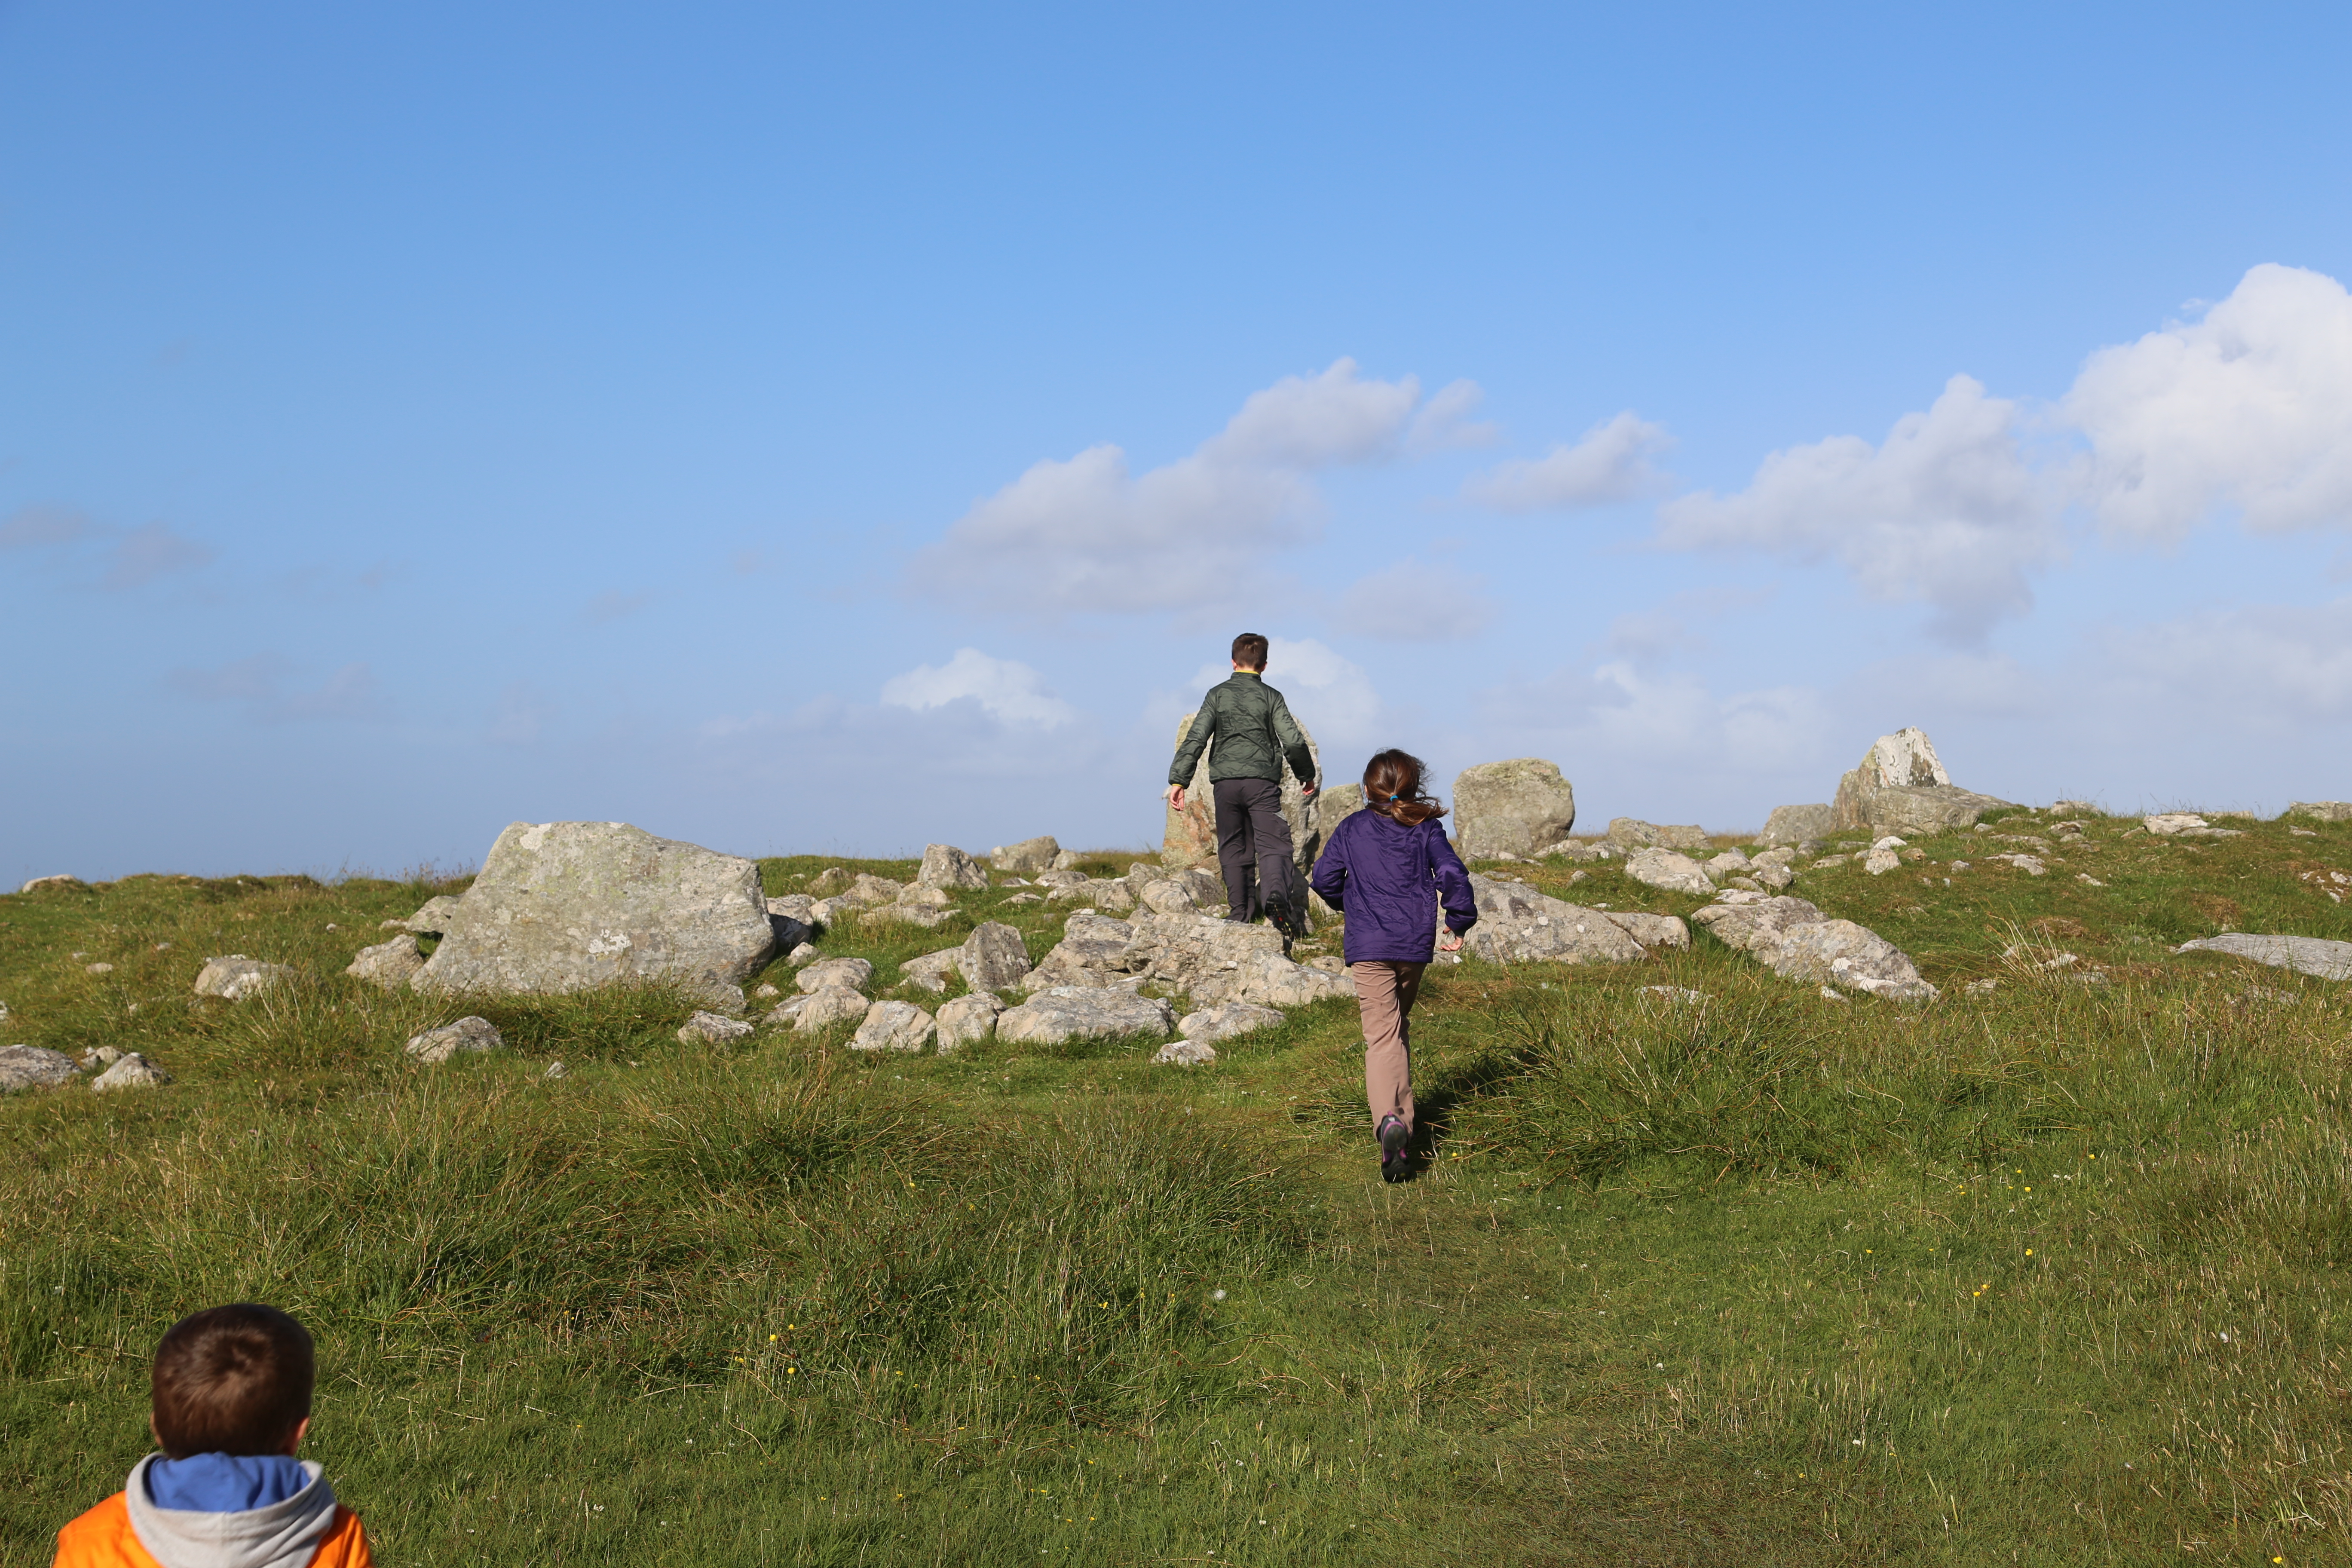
[793,987,871,1033]
[1114,912,1284,996]
[678,1010,756,1045]
[1025,912,1139,988]
[405,1016,502,1063]
[1600,910,1689,950]
[851,1001,936,1053]
[899,949,963,994]
[401,895,463,934]
[996,987,1173,1046]
[1759,804,1834,846]
[797,957,874,994]
[1452,759,1577,859]
[195,955,294,1001]
[1831,729,2009,835]
[1692,893,1935,1000]
[990,836,1062,875]
[1177,1002,1286,1044]
[345,934,426,989]
[1623,848,1713,897]
[90,1053,171,1092]
[412,822,775,1010]
[1605,818,1708,851]
[916,844,990,891]
[2288,802,2352,823]
[1702,850,1751,883]
[935,992,1004,1054]
[1462,875,1650,965]
[1220,953,1353,1008]
[958,922,1033,992]
[0,1045,79,1092]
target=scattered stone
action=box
[1810,854,1850,870]
[194,955,294,1001]
[1178,1002,1288,1043]
[1026,912,1143,988]
[934,992,1004,1054]
[345,934,426,989]
[1001,892,1044,907]
[83,962,113,974]
[2143,813,2208,836]
[90,1053,170,1092]
[1602,911,1689,950]
[2289,802,2352,823]
[850,1001,936,1053]
[1154,1040,1219,1066]
[413,822,776,1010]
[1702,849,1752,883]
[1819,986,1847,1002]
[405,1017,502,1063]
[678,1010,756,1045]
[19,875,82,894]
[916,844,990,891]
[1948,860,1970,872]
[798,957,874,994]
[996,987,1174,1046]
[787,943,821,966]
[793,987,872,1033]
[1035,868,1092,889]
[1623,847,1714,897]
[1755,863,1796,891]
[1453,759,1579,858]
[80,1046,123,1069]
[990,836,1063,875]
[1831,728,2009,835]
[1994,854,2047,876]
[754,982,780,998]
[542,1060,568,1080]
[837,873,907,908]
[1091,881,1138,914]
[1607,818,1708,850]
[0,1045,80,1092]
[959,922,1034,992]
[1137,879,1200,916]
[1864,848,1901,876]
[2077,874,2105,887]
[2175,934,2352,982]
[1535,839,1614,861]
[401,895,463,935]
[1965,978,1999,995]
[2293,828,2320,838]
[898,949,963,994]
[1759,804,1835,846]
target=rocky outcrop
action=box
[1831,729,2009,836]
[405,1016,503,1063]
[1453,760,1577,859]
[413,822,775,1011]
[195,956,294,1001]
[997,987,1174,1046]
[1623,848,1714,897]
[917,844,990,891]
[2175,934,2352,981]
[346,935,425,989]
[1161,712,1322,872]
[0,1045,80,1092]
[1759,804,1834,846]
[2144,814,2245,840]
[1693,892,1936,1001]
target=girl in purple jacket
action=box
[1308,750,1478,1180]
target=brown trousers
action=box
[1351,960,1425,1135]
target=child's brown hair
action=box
[1363,749,1446,827]
[150,1304,315,1458]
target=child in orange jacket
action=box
[54,1304,371,1568]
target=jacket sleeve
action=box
[1308,821,1348,912]
[1430,829,1477,934]
[1167,690,1220,787]
[1270,695,1316,787]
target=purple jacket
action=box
[1309,809,1478,965]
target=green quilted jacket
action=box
[1168,672,1317,788]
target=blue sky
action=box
[6,1,2350,881]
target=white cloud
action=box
[1656,375,2058,642]
[1406,379,1499,454]
[2067,263,2352,542]
[1336,559,1496,641]
[1463,411,1671,510]
[1181,635,1385,748]
[880,648,1078,729]
[911,358,1426,616]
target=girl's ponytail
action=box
[1363,749,1446,827]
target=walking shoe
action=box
[1378,1115,1411,1181]
[1268,895,1308,945]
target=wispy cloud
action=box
[1463,411,1672,510]
[1,507,215,588]
[167,655,385,721]
[881,648,1078,728]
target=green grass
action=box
[5,815,2352,1563]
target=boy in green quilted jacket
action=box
[1165,633,1319,936]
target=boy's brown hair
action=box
[150,1304,315,1458]
[1230,632,1269,671]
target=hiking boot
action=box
[1378,1115,1411,1181]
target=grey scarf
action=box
[123,1455,340,1568]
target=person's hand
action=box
[1165,784,1186,811]
[1300,782,1318,799]
[1438,929,1463,953]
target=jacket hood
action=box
[124,1455,340,1568]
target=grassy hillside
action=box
[4,812,2351,1565]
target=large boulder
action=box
[1161,712,1322,873]
[997,987,1174,1047]
[1692,893,1936,1001]
[1830,729,2009,836]
[0,1045,80,1093]
[1314,784,1366,840]
[1759,804,1835,846]
[1453,760,1577,859]
[412,823,775,1010]
[1460,874,1651,965]
[917,845,990,891]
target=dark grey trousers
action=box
[1213,776,1297,921]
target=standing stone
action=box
[989,837,1062,875]
[90,1053,171,1092]
[935,992,1004,1054]
[1452,760,1577,859]
[851,1001,936,1053]
[1623,848,1714,897]
[1831,729,2009,835]
[1161,712,1323,872]
[1759,804,1835,846]
[404,1016,503,1063]
[0,1045,79,1092]
[1314,784,1366,841]
[346,934,426,989]
[958,922,1033,992]
[412,822,776,1011]
[917,845,990,891]
[194,956,294,1001]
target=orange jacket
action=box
[53,1493,371,1568]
